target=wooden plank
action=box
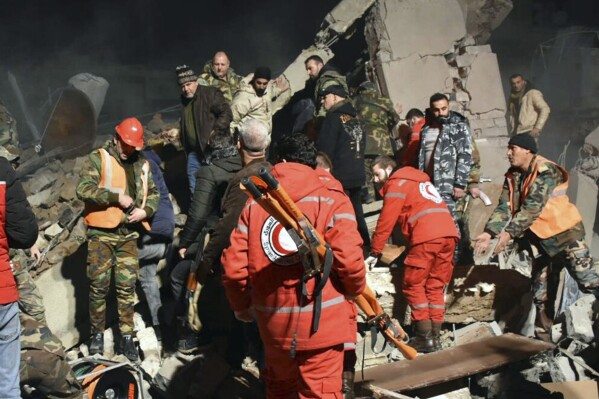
[357,333,554,392]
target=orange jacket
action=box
[506,155,582,239]
[221,163,365,351]
[371,167,458,255]
[84,148,151,231]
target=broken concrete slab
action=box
[465,52,506,115]
[565,294,596,343]
[541,380,599,399]
[138,326,161,378]
[549,355,591,382]
[453,321,502,346]
[43,223,63,240]
[357,333,554,392]
[373,0,466,60]
[567,169,598,252]
[380,54,453,111]
[459,0,513,43]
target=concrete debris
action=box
[79,343,89,358]
[138,327,161,378]
[43,223,63,240]
[565,294,596,343]
[133,312,146,332]
[103,328,115,356]
[453,321,502,346]
[549,355,591,382]
[551,323,564,343]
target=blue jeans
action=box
[0,301,20,399]
[138,236,168,327]
[187,151,203,194]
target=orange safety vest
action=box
[84,148,151,231]
[506,155,582,239]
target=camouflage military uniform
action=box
[484,156,599,338]
[454,139,481,263]
[0,101,18,146]
[76,140,160,335]
[12,251,47,325]
[418,111,473,222]
[352,84,400,198]
[197,61,243,104]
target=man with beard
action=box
[230,66,290,135]
[508,74,550,139]
[366,155,458,353]
[76,117,160,362]
[173,65,232,193]
[473,134,599,341]
[304,55,348,118]
[198,51,243,103]
[418,93,473,231]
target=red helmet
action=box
[115,117,144,150]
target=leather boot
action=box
[120,335,139,362]
[342,370,355,399]
[431,321,443,351]
[409,320,435,353]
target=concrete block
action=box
[465,45,492,54]
[465,52,506,115]
[381,54,453,111]
[549,356,591,382]
[25,170,58,194]
[565,294,595,343]
[456,53,476,67]
[104,328,115,355]
[454,321,502,346]
[375,0,466,59]
[43,223,63,240]
[567,170,597,251]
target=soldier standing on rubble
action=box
[352,81,401,202]
[197,51,244,104]
[473,133,599,341]
[221,133,366,398]
[76,117,160,362]
[366,155,459,353]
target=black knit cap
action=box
[176,65,198,85]
[508,133,538,153]
[318,84,348,98]
[253,66,271,81]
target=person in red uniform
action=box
[221,139,366,398]
[365,155,458,353]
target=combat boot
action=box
[89,332,104,355]
[409,320,435,353]
[342,370,355,399]
[120,335,139,362]
[431,321,443,352]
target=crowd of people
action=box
[1,50,598,399]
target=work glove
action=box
[364,255,380,270]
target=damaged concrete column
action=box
[365,0,513,181]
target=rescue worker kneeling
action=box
[221,159,366,398]
[365,156,458,353]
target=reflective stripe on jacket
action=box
[506,155,582,239]
[371,167,459,254]
[84,148,150,231]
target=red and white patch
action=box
[419,182,443,203]
[261,216,300,265]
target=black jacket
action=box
[316,100,365,189]
[179,154,242,249]
[180,86,233,157]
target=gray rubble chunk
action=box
[565,294,595,343]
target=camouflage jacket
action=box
[484,156,584,257]
[0,102,18,146]
[76,140,160,241]
[352,89,400,156]
[314,66,348,117]
[418,111,473,196]
[230,76,285,134]
[197,61,243,103]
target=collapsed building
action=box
[4,0,599,397]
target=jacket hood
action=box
[269,162,325,201]
[391,166,430,183]
[212,154,242,173]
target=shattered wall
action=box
[365,0,513,180]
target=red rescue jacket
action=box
[221,163,366,351]
[371,166,458,254]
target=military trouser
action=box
[87,238,139,335]
[363,156,376,201]
[532,239,599,340]
[14,265,47,325]
[454,195,474,265]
